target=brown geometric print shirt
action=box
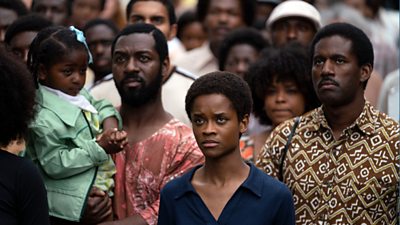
[256,102,399,225]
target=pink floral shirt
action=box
[113,119,204,225]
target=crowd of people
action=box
[0,0,398,224]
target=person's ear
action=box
[38,64,48,81]
[167,24,177,40]
[360,63,372,83]
[239,114,250,134]
[161,56,170,81]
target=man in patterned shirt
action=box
[99,24,204,225]
[257,22,399,224]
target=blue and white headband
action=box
[69,26,93,64]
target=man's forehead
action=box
[115,33,156,50]
[131,1,168,16]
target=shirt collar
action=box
[174,163,263,199]
[310,101,377,135]
[37,85,85,127]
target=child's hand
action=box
[97,128,128,154]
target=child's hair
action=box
[27,26,91,87]
[185,71,252,122]
[245,44,320,125]
[176,10,201,40]
[4,13,52,45]
[0,46,36,146]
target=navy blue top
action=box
[158,163,295,225]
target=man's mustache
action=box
[318,77,339,88]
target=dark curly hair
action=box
[0,47,36,147]
[219,27,268,71]
[197,0,256,26]
[27,26,90,88]
[245,44,320,125]
[310,22,373,89]
[185,71,252,122]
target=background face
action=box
[32,0,69,26]
[180,22,206,51]
[8,31,37,64]
[71,0,102,29]
[264,80,306,127]
[128,1,173,40]
[271,17,316,48]
[85,24,115,76]
[224,44,259,78]
[204,0,245,45]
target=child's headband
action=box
[69,26,93,64]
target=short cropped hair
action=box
[197,0,256,26]
[0,47,36,146]
[246,44,320,125]
[185,71,252,121]
[310,22,374,88]
[0,0,28,16]
[5,14,52,45]
[219,27,268,70]
[111,23,168,63]
[83,18,119,35]
[126,0,177,25]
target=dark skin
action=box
[81,116,128,224]
[311,35,371,140]
[190,94,249,220]
[98,33,171,225]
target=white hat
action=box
[266,0,322,30]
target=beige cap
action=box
[266,0,322,30]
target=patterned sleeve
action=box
[256,120,295,178]
[138,126,204,225]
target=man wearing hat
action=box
[266,0,321,47]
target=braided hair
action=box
[27,26,90,87]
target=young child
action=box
[158,72,295,225]
[245,45,320,159]
[176,10,206,51]
[25,26,128,224]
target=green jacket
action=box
[26,85,121,222]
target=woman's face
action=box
[264,79,306,127]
